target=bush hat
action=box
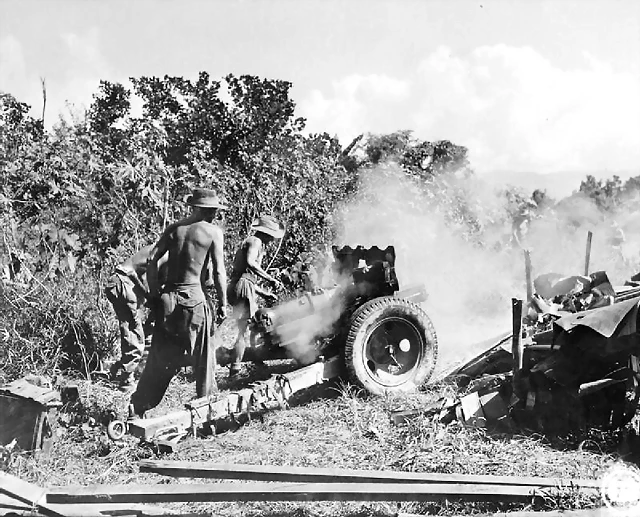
[251,214,284,239]
[187,188,228,210]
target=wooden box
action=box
[0,378,61,454]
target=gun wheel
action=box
[344,296,438,395]
[107,420,127,441]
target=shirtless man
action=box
[105,245,168,392]
[129,188,228,418]
[227,215,284,376]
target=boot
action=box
[118,372,137,394]
[228,362,243,379]
[127,403,145,421]
[109,361,123,382]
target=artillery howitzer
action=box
[107,245,438,441]
[232,245,439,395]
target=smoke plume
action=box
[334,163,640,372]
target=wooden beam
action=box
[128,410,192,440]
[0,493,32,513]
[47,482,557,504]
[400,509,616,517]
[512,298,524,373]
[524,249,533,303]
[0,471,64,517]
[137,461,601,489]
[0,475,183,517]
[584,230,593,276]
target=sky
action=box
[1,0,639,196]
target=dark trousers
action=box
[130,284,216,415]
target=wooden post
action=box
[511,299,524,373]
[584,231,593,276]
[523,249,533,303]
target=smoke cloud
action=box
[268,162,640,376]
[334,164,640,372]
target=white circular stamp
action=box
[600,462,640,511]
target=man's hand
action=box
[265,291,278,302]
[216,305,227,324]
[271,278,285,292]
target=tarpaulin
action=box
[553,296,640,338]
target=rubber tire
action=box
[107,420,127,441]
[344,296,438,396]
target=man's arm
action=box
[255,284,277,301]
[210,227,228,310]
[147,233,171,300]
[245,237,278,284]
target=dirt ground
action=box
[3,321,627,516]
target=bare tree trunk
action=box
[341,133,363,157]
[40,77,47,125]
[162,170,170,230]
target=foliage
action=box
[2,72,639,382]
[579,174,623,211]
[0,273,112,384]
[0,75,358,380]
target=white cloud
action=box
[0,35,27,84]
[0,29,125,127]
[54,28,115,122]
[299,45,640,175]
[298,73,410,138]
[0,35,44,114]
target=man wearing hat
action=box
[129,188,228,418]
[227,214,284,377]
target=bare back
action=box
[120,245,154,275]
[164,220,222,287]
[230,236,264,280]
[120,244,169,289]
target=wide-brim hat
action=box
[187,188,228,210]
[251,214,284,239]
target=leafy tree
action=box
[622,174,640,203]
[531,188,554,209]
[364,130,413,164]
[88,81,131,135]
[579,174,622,211]
[1,77,484,382]
[0,92,44,165]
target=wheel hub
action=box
[364,317,423,387]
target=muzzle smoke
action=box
[334,164,640,370]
